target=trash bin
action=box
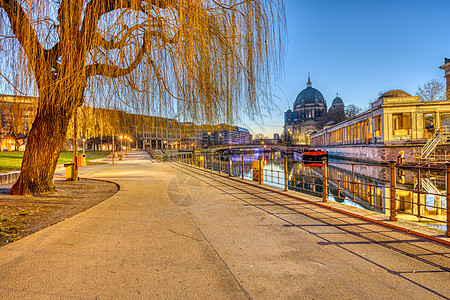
[252,160,263,182]
[77,154,86,167]
[64,163,74,181]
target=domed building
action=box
[293,76,327,121]
[284,75,335,145]
[330,94,344,111]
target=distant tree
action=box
[345,104,362,119]
[416,79,446,102]
[377,90,386,98]
[323,106,345,125]
[254,133,265,140]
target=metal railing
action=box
[414,126,450,163]
[0,171,20,185]
[176,152,450,237]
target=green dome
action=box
[294,76,325,106]
[332,96,344,105]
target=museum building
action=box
[310,58,450,163]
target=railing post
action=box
[301,163,305,191]
[204,153,206,169]
[211,153,213,171]
[322,157,328,202]
[446,163,450,237]
[389,160,397,221]
[338,179,341,200]
[284,156,288,192]
[417,167,422,218]
[241,155,244,180]
[351,163,355,202]
[259,156,263,185]
[229,155,232,176]
[218,154,221,174]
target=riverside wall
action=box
[316,145,450,164]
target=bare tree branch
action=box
[0,0,52,86]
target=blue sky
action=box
[241,0,450,137]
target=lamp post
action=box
[208,131,211,147]
[219,133,222,146]
[112,133,115,164]
[119,136,123,154]
[287,129,292,145]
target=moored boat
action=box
[300,150,328,162]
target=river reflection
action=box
[223,150,447,230]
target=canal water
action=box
[225,149,447,230]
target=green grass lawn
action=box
[0,151,111,173]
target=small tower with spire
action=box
[307,72,312,88]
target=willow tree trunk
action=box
[9,95,76,195]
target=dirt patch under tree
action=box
[0,178,118,246]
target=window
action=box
[440,113,450,130]
[423,113,435,139]
[392,113,411,136]
[374,115,381,137]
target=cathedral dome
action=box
[294,76,325,106]
[332,95,344,105]
[378,89,411,100]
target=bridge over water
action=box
[202,143,309,155]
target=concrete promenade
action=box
[0,150,449,299]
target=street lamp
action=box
[127,136,132,150]
[287,129,292,145]
[208,131,211,147]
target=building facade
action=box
[310,89,450,163]
[0,94,37,151]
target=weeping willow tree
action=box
[0,0,285,195]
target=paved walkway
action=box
[0,150,449,299]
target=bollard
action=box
[322,158,328,202]
[229,155,232,176]
[446,163,450,237]
[284,156,288,192]
[241,155,245,180]
[259,156,263,185]
[389,160,397,221]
